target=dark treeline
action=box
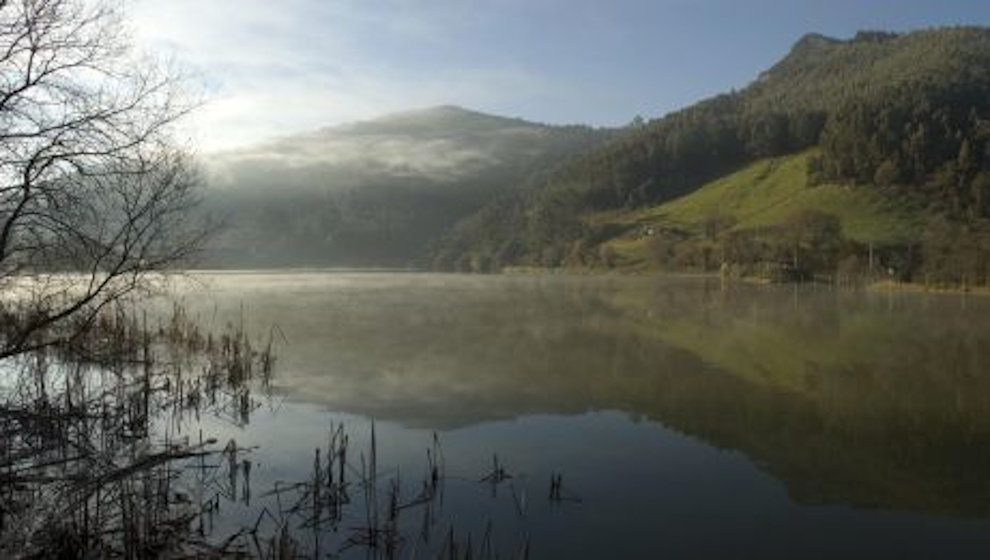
[433,27,990,284]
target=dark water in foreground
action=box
[167,272,990,558]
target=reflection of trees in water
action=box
[214,275,990,517]
[626,282,990,516]
[176,274,990,517]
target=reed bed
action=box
[0,301,570,559]
[224,420,541,560]
[0,302,275,558]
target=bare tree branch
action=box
[0,0,207,358]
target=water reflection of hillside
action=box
[177,273,990,517]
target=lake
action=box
[163,271,990,558]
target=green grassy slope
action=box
[594,150,930,269]
[650,151,926,242]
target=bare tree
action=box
[0,0,205,358]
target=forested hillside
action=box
[434,27,990,285]
[201,106,609,267]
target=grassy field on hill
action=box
[592,150,931,271]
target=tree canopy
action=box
[433,27,990,274]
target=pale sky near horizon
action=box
[131,0,990,153]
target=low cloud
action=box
[211,136,501,187]
[130,0,569,153]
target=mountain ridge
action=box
[200,26,990,285]
[200,105,611,267]
[432,26,990,285]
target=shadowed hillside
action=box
[201,106,610,267]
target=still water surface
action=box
[167,272,990,558]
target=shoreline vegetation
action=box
[868,279,990,296]
[499,264,990,295]
[0,298,540,558]
[0,302,276,557]
[185,265,990,297]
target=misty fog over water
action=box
[159,271,990,558]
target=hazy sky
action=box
[131,0,990,152]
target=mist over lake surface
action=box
[166,272,990,558]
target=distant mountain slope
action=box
[201,106,610,268]
[434,27,990,284]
